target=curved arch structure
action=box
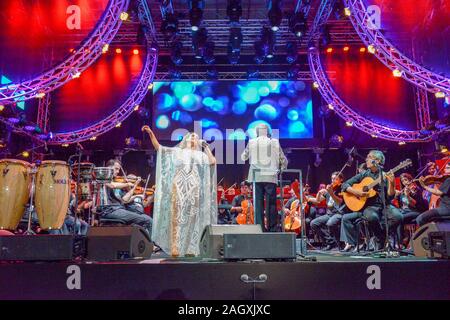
[308,48,434,142]
[50,0,158,145]
[0,0,130,105]
[344,0,450,95]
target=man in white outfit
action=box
[241,124,288,232]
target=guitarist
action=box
[308,172,345,250]
[340,150,403,251]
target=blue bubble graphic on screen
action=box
[287,109,299,121]
[248,120,272,139]
[156,93,175,110]
[289,121,306,136]
[232,100,247,115]
[180,94,202,111]
[242,87,260,104]
[278,97,290,108]
[255,104,278,121]
[200,118,218,128]
[202,97,215,107]
[295,81,306,91]
[228,129,247,140]
[258,86,270,97]
[172,110,181,121]
[172,82,195,99]
[156,115,170,129]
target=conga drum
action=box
[35,161,71,230]
[0,159,31,230]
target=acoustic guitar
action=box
[343,159,412,212]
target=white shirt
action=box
[241,136,288,184]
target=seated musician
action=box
[122,174,155,214]
[417,161,450,225]
[340,150,402,251]
[217,185,233,224]
[308,172,345,250]
[230,181,252,221]
[283,187,299,215]
[307,184,327,221]
[100,159,153,238]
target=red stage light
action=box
[69,48,75,53]
[326,48,333,53]
[133,49,139,55]
[343,46,350,52]
[116,48,122,54]
[359,47,366,53]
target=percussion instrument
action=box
[93,167,114,207]
[72,162,94,200]
[0,159,31,230]
[34,161,70,230]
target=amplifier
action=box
[0,235,74,261]
[223,232,297,261]
[428,231,450,259]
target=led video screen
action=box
[152,81,313,141]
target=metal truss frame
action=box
[414,87,431,130]
[0,0,130,105]
[308,48,435,142]
[153,70,314,81]
[37,93,51,133]
[344,0,450,95]
[50,0,158,145]
[308,0,336,42]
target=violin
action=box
[134,185,155,196]
[114,175,147,184]
[417,174,450,186]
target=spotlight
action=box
[89,136,97,141]
[367,44,376,54]
[247,68,260,80]
[359,47,366,53]
[398,141,406,146]
[189,0,204,31]
[328,104,334,110]
[345,121,353,127]
[171,41,184,65]
[115,48,122,54]
[344,7,351,16]
[192,27,208,59]
[287,66,299,80]
[0,105,4,112]
[71,71,81,79]
[343,46,349,52]
[435,91,445,98]
[24,125,36,132]
[115,122,122,128]
[268,0,282,32]
[227,0,242,25]
[21,151,30,158]
[36,92,45,99]
[69,48,75,53]
[326,47,333,53]
[286,41,298,64]
[147,83,154,90]
[62,143,70,148]
[161,12,178,40]
[329,134,344,148]
[308,41,316,50]
[102,44,109,53]
[439,145,449,154]
[393,69,403,77]
[120,12,129,21]
[228,49,240,65]
[289,12,307,38]
[313,81,319,89]
[134,105,140,111]
[256,26,275,59]
[371,134,378,138]
[319,104,332,118]
[133,49,139,55]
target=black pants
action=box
[254,182,277,232]
[396,209,421,242]
[340,211,363,246]
[101,207,153,240]
[416,205,450,226]
[310,211,342,245]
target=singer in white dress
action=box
[142,126,217,257]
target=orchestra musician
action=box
[100,159,153,238]
[230,181,252,220]
[340,150,403,251]
[307,172,345,250]
[217,185,233,224]
[417,161,450,225]
[241,123,288,232]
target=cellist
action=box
[230,181,252,222]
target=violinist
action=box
[217,185,233,224]
[416,161,450,226]
[308,172,345,250]
[123,175,155,215]
[100,159,153,238]
[230,181,252,220]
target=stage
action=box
[1,251,449,300]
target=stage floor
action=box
[1,250,449,300]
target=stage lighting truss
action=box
[308,0,336,44]
[50,0,158,145]
[344,0,450,95]
[308,48,441,142]
[154,70,314,81]
[0,0,130,105]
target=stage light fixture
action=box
[69,48,75,53]
[115,48,122,54]
[206,68,218,79]
[289,12,307,38]
[102,44,109,54]
[367,44,376,54]
[36,92,45,99]
[71,71,81,79]
[203,42,215,64]
[189,0,204,31]
[228,49,240,65]
[328,104,334,110]
[169,68,182,79]
[326,47,333,53]
[398,141,406,146]
[286,41,298,64]
[247,68,260,80]
[359,47,366,53]
[120,12,129,21]
[148,83,154,90]
[134,105,140,111]
[319,105,332,118]
[90,136,97,141]
[62,143,69,148]
[268,0,282,32]
[345,121,353,127]
[435,91,445,98]
[287,66,299,80]
[133,49,139,55]
[21,151,30,158]
[344,7,351,16]
[343,46,349,52]
[371,134,378,138]
[308,41,316,51]
[227,0,242,25]
[229,28,243,51]
[171,41,184,65]
[440,145,449,154]
[392,69,403,77]
[329,134,344,148]
[320,26,331,46]
[115,122,122,128]
[0,105,4,112]
[192,27,208,59]
[161,12,179,40]
[313,81,319,89]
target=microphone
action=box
[200,140,209,148]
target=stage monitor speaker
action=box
[0,235,74,261]
[87,226,152,261]
[199,224,262,259]
[411,222,450,258]
[428,231,450,259]
[223,232,297,261]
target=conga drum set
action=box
[0,159,71,233]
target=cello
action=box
[236,197,254,225]
[284,199,301,234]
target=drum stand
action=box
[24,167,38,235]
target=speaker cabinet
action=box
[223,232,297,260]
[412,222,450,258]
[199,224,262,259]
[0,235,74,261]
[87,226,152,261]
